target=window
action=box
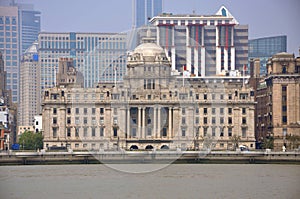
[92,128,95,137]
[113,108,117,115]
[220,117,224,124]
[228,117,232,124]
[113,128,118,137]
[212,128,216,136]
[204,117,207,124]
[92,108,96,114]
[182,117,186,124]
[242,117,247,124]
[76,108,79,114]
[53,128,57,138]
[282,86,287,92]
[212,108,216,115]
[212,94,215,100]
[100,128,104,137]
[228,128,232,137]
[53,117,57,124]
[75,128,79,137]
[242,128,246,138]
[220,108,224,115]
[100,108,104,114]
[203,128,208,136]
[282,116,287,124]
[195,117,199,124]
[181,128,186,137]
[92,117,96,125]
[182,108,186,115]
[212,117,216,124]
[162,128,167,137]
[53,108,57,115]
[195,108,199,114]
[204,108,207,114]
[204,94,207,100]
[228,108,232,114]
[100,117,104,125]
[282,106,287,112]
[84,128,88,137]
[67,117,71,124]
[84,117,88,124]
[67,128,71,137]
[242,108,246,114]
[75,117,79,124]
[84,108,87,114]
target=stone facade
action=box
[42,32,256,151]
[254,52,300,150]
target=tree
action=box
[286,134,300,150]
[262,136,274,149]
[230,134,241,150]
[18,131,43,150]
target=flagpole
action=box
[243,64,245,88]
[114,66,117,87]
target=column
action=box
[142,107,145,139]
[153,107,157,138]
[194,48,199,76]
[168,107,172,139]
[201,47,206,77]
[157,107,161,138]
[127,107,130,138]
[138,107,141,139]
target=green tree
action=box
[18,131,43,150]
[286,134,300,150]
[262,136,274,149]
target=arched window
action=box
[282,66,287,74]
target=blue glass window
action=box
[12,32,17,37]
[12,50,17,54]
[12,73,17,78]
[12,62,17,66]
[6,50,11,54]
[12,44,17,48]
[5,17,10,24]
[12,26,16,31]
[12,17,16,25]
[0,26,3,30]
[0,32,3,36]
[0,38,4,42]
[5,26,10,30]
[0,17,3,24]
[12,56,17,60]
[0,44,3,48]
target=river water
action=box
[0,164,299,199]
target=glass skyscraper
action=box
[0,0,40,103]
[249,35,287,75]
[134,0,163,28]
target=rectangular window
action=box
[282,116,287,124]
[220,108,224,115]
[75,128,79,137]
[100,117,104,125]
[204,117,207,124]
[220,117,224,124]
[282,106,287,112]
[204,94,207,100]
[92,128,95,137]
[84,128,88,137]
[204,108,207,114]
[92,108,96,114]
[195,117,199,124]
[228,108,232,114]
[182,117,186,124]
[100,108,104,114]
[182,108,186,115]
[212,128,216,136]
[242,128,246,138]
[212,117,216,124]
[195,108,199,114]
[67,128,71,137]
[53,117,57,124]
[242,117,247,124]
[228,128,232,137]
[182,128,186,137]
[84,117,88,124]
[212,108,216,115]
[75,117,80,124]
[100,128,104,137]
[67,117,71,124]
[203,128,207,136]
[113,128,118,137]
[53,108,57,115]
[84,108,88,114]
[53,128,57,138]
[228,117,232,124]
[92,117,96,125]
[242,108,246,114]
[76,108,79,114]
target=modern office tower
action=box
[38,32,127,90]
[249,35,287,76]
[0,1,40,103]
[150,6,248,77]
[133,0,163,28]
[19,42,40,127]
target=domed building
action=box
[42,31,256,151]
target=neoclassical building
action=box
[42,32,255,151]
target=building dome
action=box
[127,29,170,65]
[133,42,165,57]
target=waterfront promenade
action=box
[1,150,299,165]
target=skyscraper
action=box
[133,0,163,28]
[19,42,40,126]
[0,0,40,103]
[150,6,248,76]
[249,35,287,76]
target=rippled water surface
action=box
[0,164,299,199]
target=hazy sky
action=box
[16,0,300,54]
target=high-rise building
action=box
[0,0,40,103]
[133,0,163,28]
[38,32,127,90]
[249,35,287,76]
[150,6,248,77]
[19,42,40,127]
